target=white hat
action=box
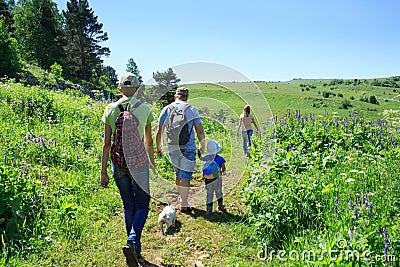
[207,140,221,155]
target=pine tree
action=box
[153,68,181,104]
[0,0,14,32]
[0,18,21,77]
[63,0,110,81]
[126,58,143,85]
[13,0,63,69]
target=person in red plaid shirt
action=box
[100,72,156,267]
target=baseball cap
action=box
[119,72,139,88]
[175,87,189,96]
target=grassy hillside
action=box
[185,77,400,120]
[0,76,399,266]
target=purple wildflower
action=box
[286,110,291,118]
[23,133,32,141]
[384,239,389,256]
[334,118,339,130]
[382,225,388,239]
[347,195,353,212]
[32,137,45,145]
[334,192,339,216]
[343,118,349,133]
[349,226,354,242]
[310,114,315,125]
[370,120,374,127]
[295,110,301,123]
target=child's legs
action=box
[215,177,223,206]
[205,179,215,211]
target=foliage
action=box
[50,62,63,82]
[126,58,143,85]
[62,0,110,80]
[0,18,21,77]
[152,68,181,105]
[12,0,63,69]
[243,109,400,265]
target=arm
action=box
[194,123,205,155]
[100,124,112,188]
[155,125,164,157]
[144,123,157,174]
[220,162,226,175]
[251,117,259,135]
[237,117,243,135]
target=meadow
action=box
[0,77,399,266]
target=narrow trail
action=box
[140,189,249,267]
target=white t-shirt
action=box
[239,113,254,131]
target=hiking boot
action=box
[122,243,139,267]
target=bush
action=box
[0,164,44,250]
[322,92,330,98]
[369,95,379,105]
[339,99,352,109]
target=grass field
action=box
[1,76,399,267]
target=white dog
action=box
[158,205,176,235]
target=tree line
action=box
[0,0,116,86]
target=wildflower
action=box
[384,239,389,256]
[334,118,339,129]
[334,192,339,216]
[310,114,315,124]
[23,132,32,141]
[382,225,388,239]
[343,118,349,133]
[286,110,291,118]
[348,226,354,243]
[347,195,352,212]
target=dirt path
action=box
[139,186,251,267]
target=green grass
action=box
[0,76,399,267]
[185,79,400,121]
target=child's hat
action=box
[207,140,221,155]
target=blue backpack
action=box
[203,160,220,179]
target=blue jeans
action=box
[242,129,253,156]
[112,163,150,255]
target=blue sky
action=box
[54,0,400,82]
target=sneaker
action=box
[206,210,212,215]
[137,254,146,266]
[218,205,226,211]
[122,244,139,267]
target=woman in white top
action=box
[237,104,258,157]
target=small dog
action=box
[158,205,176,235]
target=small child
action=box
[198,140,226,215]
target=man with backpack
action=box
[100,72,156,267]
[156,87,205,212]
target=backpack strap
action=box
[123,100,142,112]
[117,104,124,112]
